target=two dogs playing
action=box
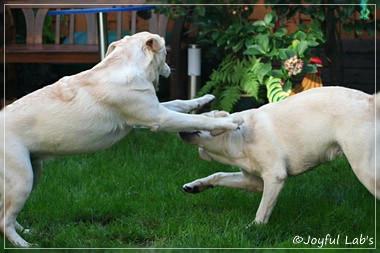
[1,32,377,247]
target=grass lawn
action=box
[2,129,378,250]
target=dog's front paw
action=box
[205,110,244,128]
[199,94,215,105]
[194,94,215,109]
[218,116,243,130]
[245,219,266,229]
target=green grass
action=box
[2,129,378,250]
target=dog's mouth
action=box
[179,131,200,143]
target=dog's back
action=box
[250,86,376,195]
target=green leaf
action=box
[244,37,255,48]
[274,28,288,37]
[256,63,272,83]
[230,23,242,33]
[293,31,307,41]
[298,23,308,31]
[311,19,321,31]
[268,69,284,78]
[296,41,308,56]
[196,6,206,16]
[211,31,220,41]
[242,79,260,99]
[257,35,270,52]
[306,39,319,47]
[220,86,242,112]
[302,63,317,74]
[253,20,266,27]
[280,48,296,60]
[198,80,216,95]
[313,9,325,21]
[291,39,300,50]
[244,45,266,55]
[282,80,293,92]
[232,39,244,53]
[256,26,267,33]
[278,49,288,61]
[264,13,273,26]
[266,48,279,59]
[306,34,320,47]
[216,33,227,47]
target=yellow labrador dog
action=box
[180,87,378,226]
[0,32,241,247]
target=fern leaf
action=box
[256,62,272,84]
[198,80,216,95]
[242,78,259,100]
[220,86,242,112]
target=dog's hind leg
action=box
[253,168,287,225]
[339,128,378,198]
[183,171,264,194]
[10,160,42,238]
[344,147,378,198]
[15,221,30,234]
[0,141,34,247]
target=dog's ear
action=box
[145,35,165,52]
[105,40,120,57]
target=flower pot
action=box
[233,94,262,112]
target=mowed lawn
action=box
[3,129,378,249]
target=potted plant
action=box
[197,54,270,112]
[194,9,324,112]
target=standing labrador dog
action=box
[180,87,378,226]
[0,32,241,247]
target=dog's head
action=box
[179,111,246,163]
[104,32,170,91]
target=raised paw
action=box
[215,117,241,131]
[199,94,215,104]
[203,110,244,131]
[195,94,215,109]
